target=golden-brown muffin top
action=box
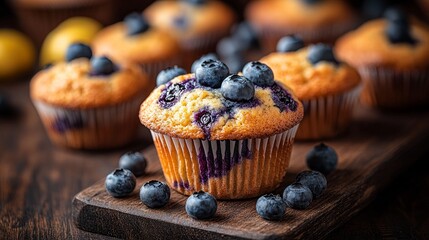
[144,0,235,42]
[139,74,303,140]
[246,0,356,30]
[30,58,150,108]
[260,48,361,99]
[92,22,180,65]
[335,19,429,70]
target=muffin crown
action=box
[30,58,149,108]
[260,47,361,100]
[139,74,303,140]
[335,19,429,70]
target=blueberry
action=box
[296,170,327,198]
[156,66,187,86]
[139,180,170,208]
[221,55,245,74]
[196,59,229,88]
[185,0,206,5]
[185,191,217,219]
[242,61,274,87]
[384,7,408,25]
[163,83,185,103]
[283,183,313,210]
[65,43,92,62]
[220,74,255,101]
[386,21,416,44]
[306,143,338,175]
[124,12,150,36]
[231,21,259,49]
[276,35,304,53]
[301,0,320,4]
[307,44,339,65]
[191,53,218,73]
[256,194,286,221]
[119,152,147,177]
[105,169,136,198]
[216,37,246,58]
[90,56,116,76]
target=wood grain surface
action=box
[72,103,429,239]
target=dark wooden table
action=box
[1,80,428,239]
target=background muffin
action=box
[261,41,361,140]
[139,61,303,199]
[31,44,150,149]
[92,13,181,86]
[246,0,358,53]
[144,0,236,70]
[335,9,429,109]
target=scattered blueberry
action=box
[119,152,147,177]
[124,12,150,36]
[65,43,92,62]
[90,56,116,76]
[220,75,255,101]
[185,191,217,219]
[173,14,188,29]
[139,180,170,208]
[296,170,327,198]
[242,61,274,87]
[256,194,286,221]
[105,169,136,198]
[283,183,313,210]
[306,143,338,175]
[196,59,229,88]
[191,53,218,73]
[384,7,408,24]
[276,35,304,53]
[156,66,187,86]
[307,44,339,65]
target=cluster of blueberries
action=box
[105,152,218,219]
[105,143,338,221]
[157,58,276,103]
[64,43,117,76]
[256,143,338,220]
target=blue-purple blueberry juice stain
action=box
[157,77,298,185]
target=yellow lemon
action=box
[40,17,102,66]
[0,29,36,80]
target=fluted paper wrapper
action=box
[151,125,299,199]
[359,67,429,109]
[32,96,143,149]
[297,86,361,140]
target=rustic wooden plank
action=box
[72,108,429,239]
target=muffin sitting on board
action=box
[335,8,429,109]
[261,37,361,140]
[30,44,150,149]
[92,13,181,86]
[245,0,358,53]
[139,60,303,199]
[144,0,235,70]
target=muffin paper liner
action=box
[150,125,299,199]
[33,95,143,149]
[256,20,356,53]
[297,86,361,140]
[359,67,429,108]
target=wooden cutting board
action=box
[72,107,429,239]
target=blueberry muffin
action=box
[246,0,358,53]
[335,9,429,108]
[139,60,303,199]
[31,44,150,149]
[92,13,181,85]
[261,40,361,140]
[144,0,235,70]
